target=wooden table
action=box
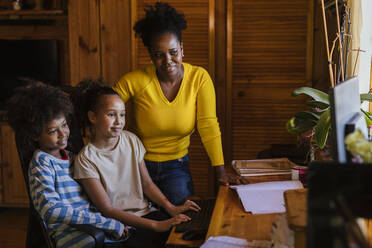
[166,186,279,247]
[283,188,307,248]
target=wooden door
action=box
[100,0,132,84]
[68,0,101,85]
[0,124,28,206]
[131,0,216,197]
[226,0,314,161]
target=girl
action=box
[73,79,200,248]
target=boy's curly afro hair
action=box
[7,82,73,153]
[133,2,187,49]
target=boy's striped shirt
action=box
[29,149,125,248]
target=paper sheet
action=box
[230,180,303,214]
[200,236,248,248]
[201,236,271,248]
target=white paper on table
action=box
[230,180,303,214]
[200,236,248,248]
[201,236,272,248]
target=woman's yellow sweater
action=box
[113,63,224,166]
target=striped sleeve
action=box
[29,153,125,239]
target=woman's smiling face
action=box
[150,32,184,81]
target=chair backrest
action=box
[15,132,54,248]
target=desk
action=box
[284,189,307,248]
[166,186,279,247]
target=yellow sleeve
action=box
[196,70,224,166]
[112,75,132,103]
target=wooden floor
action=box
[0,208,28,248]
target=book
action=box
[230,180,303,214]
[232,158,296,177]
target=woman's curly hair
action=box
[7,82,73,154]
[134,2,187,49]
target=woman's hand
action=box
[166,200,201,217]
[215,165,249,185]
[152,214,190,232]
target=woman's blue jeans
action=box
[145,154,194,205]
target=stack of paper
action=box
[232,158,295,177]
[230,180,303,214]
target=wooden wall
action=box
[226,0,314,161]
[68,0,132,84]
[67,0,315,197]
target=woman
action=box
[113,2,245,205]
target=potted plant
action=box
[286,86,372,161]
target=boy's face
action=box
[88,95,125,140]
[37,114,70,158]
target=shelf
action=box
[0,10,66,21]
[0,10,65,16]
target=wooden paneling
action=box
[100,0,132,84]
[0,124,28,206]
[132,0,215,197]
[0,208,28,248]
[68,0,101,85]
[0,141,2,203]
[214,0,228,165]
[0,21,67,40]
[58,39,70,85]
[227,0,314,160]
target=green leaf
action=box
[294,111,320,121]
[305,100,329,110]
[314,109,331,149]
[361,109,372,127]
[360,94,372,102]
[286,116,317,135]
[292,87,329,104]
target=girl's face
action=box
[150,32,184,81]
[89,94,125,140]
[37,114,70,158]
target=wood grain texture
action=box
[100,0,132,84]
[168,185,279,246]
[0,124,28,206]
[284,188,307,230]
[228,0,314,160]
[0,208,28,248]
[68,0,101,85]
[206,186,279,240]
[214,0,228,165]
[0,21,67,40]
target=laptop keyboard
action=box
[175,198,216,233]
